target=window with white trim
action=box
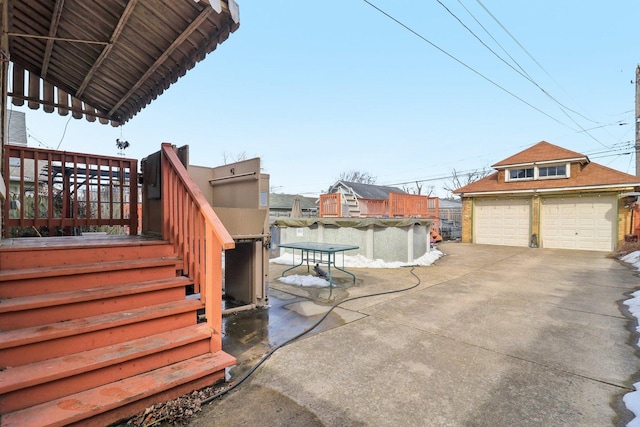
[538,164,566,178]
[506,163,569,182]
[509,168,534,180]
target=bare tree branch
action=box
[223,151,248,165]
[443,167,491,197]
[338,170,377,184]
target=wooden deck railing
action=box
[161,143,234,342]
[319,193,341,217]
[389,192,427,217]
[3,145,138,237]
[389,192,439,226]
[359,198,388,217]
[318,191,439,226]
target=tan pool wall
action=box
[276,222,431,263]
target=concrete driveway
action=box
[192,243,640,426]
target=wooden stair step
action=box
[0,276,190,313]
[0,276,191,330]
[0,299,204,366]
[0,257,179,282]
[0,299,203,350]
[1,351,236,427]
[0,323,212,393]
[0,237,175,270]
[0,324,213,412]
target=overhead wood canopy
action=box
[1,0,239,126]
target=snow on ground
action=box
[270,248,444,288]
[620,251,640,426]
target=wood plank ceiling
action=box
[2,0,239,126]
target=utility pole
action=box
[636,64,640,176]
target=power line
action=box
[55,115,73,151]
[471,0,609,128]
[361,0,580,132]
[435,0,610,148]
[26,129,54,149]
[454,0,534,81]
[473,0,555,88]
[380,143,634,188]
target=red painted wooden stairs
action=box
[0,236,235,427]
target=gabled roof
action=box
[269,194,317,211]
[438,198,462,208]
[455,141,640,195]
[492,141,588,168]
[328,181,406,199]
[4,0,239,126]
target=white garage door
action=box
[541,196,616,251]
[474,198,531,246]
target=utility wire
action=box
[458,0,610,129]
[380,142,634,188]
[360,0,573,130]
[454,0,534,81]
[26,129,54,149]
[435,0,610,148]
[55,115,73,151]
[471,0,605,126]
[473,0,555,88]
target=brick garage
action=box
[454,141,640,251]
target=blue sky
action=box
[10,0,639,197]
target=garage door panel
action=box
[474,199,530,247]
[541,196,615,251]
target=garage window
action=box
[506,163,570,182]
[509,168,534,180]
[539,164,566,178]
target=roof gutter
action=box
[458,183,640,197]
[492,157,588,169]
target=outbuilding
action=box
[454,141,640,251]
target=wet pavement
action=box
[190,243,640,426]
[221,262,366,381]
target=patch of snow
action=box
[620,250,640,425]
[272,248,444,289]
[621,251,640,267]
[278,274,330,288]
[270,249,444,269]
[625,389,640,427]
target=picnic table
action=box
[279,242,359,287]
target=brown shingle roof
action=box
[492,141,587,167]
[455,141,640,194]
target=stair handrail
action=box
[342,189,361,217]
[161,143,234,342]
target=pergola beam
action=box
[108,6,213,117]
[76,0,138,98]
[40,0,64,79]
